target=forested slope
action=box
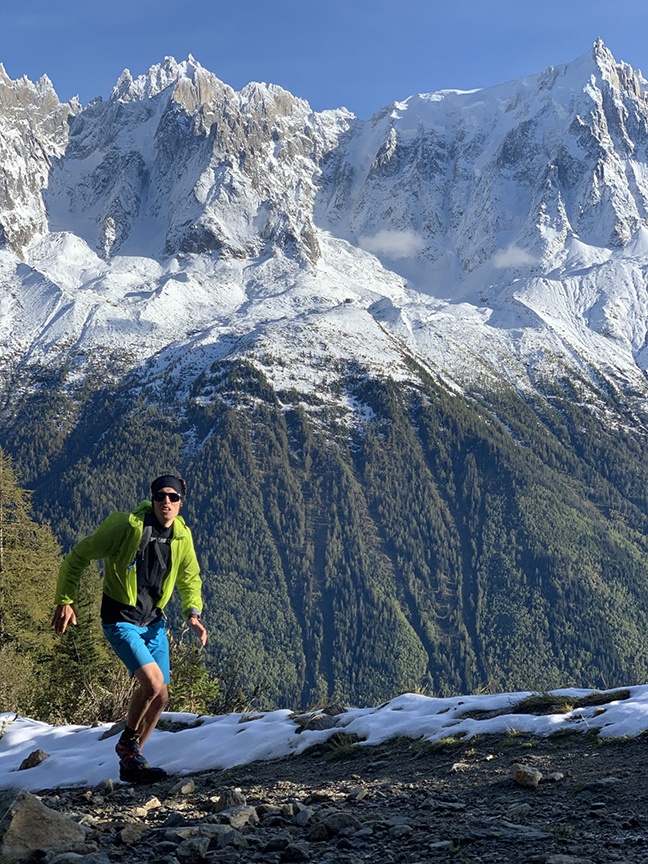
[4,359,648,708]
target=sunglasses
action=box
[152,492,182,503]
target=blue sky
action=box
[2,0,648,118]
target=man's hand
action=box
[52,604,77,634]
[188,615,208,647]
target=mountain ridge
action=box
[3,39,648,412]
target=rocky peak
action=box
[110,55,210,103]
[590,38,647,98]
[0,67,75,254]
[318,40,648,287]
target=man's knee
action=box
[134,662,165,699]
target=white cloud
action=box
[359,229,426,260]
[492,245,537,269]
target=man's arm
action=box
[53,511,128,631]
[175,529,207,645]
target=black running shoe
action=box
[115,737,150,770]
[119,763,168,784]
[116,738,167,783]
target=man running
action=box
[52,474,207,784]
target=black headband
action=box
[151,475,184,497]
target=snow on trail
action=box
[2,687,648,792]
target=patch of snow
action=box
[0,686,644,791]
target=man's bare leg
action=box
[127,662,168,746]
[138,684,169,747]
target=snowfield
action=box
[1,687,647,792]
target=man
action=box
[52,474,207,784]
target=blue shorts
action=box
[102,619,170,684]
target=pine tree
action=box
[0,448,61,714]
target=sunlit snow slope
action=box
[3,41,648,407]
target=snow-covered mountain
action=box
[4,41,648,412]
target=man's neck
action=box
[150,512,173,532]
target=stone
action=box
[306,790,337,803]
[154,841,181,855]
[170,827,201,840]
[306,822,329,842]
[512,763,543,789]
[257,803,282,817]
[348,786,368,802]
[293,807,314,827]
[429,799,466,811]
[163,812,187,828]
[49,855,110,864]
[321,704,347,716]
[320,811,362,836]
[203,825,246,849]
[545,856,595,864]
[92,779,114,796]
[206,853,239,864]
[386,816,414,827]
[294,713,337,732]
[259,814,290,828]
[227,831,248,850]
[201,824,235,836]
[507,802,532,820]
[211,789,247,812]
[0,789,86,859]
[119,824,147,844]
[280,842,311,861]
[579,777,621,790]
[336,837,355,850]
[47,855,84,864]
[218,804,259,828]
[169,778,196,796]
[177,835,210,863]
[18,749,50,770]
[262,832,291,852]
[389,824,413,838]
[98,720,126,740]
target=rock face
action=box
[0,789,86,859]
[42,56,351,264]
[319,39,648,280]
[0,64,76,255]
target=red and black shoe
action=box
[116,738,167,784]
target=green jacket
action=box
[54,501,203,619]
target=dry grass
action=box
[457,689,631,721]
